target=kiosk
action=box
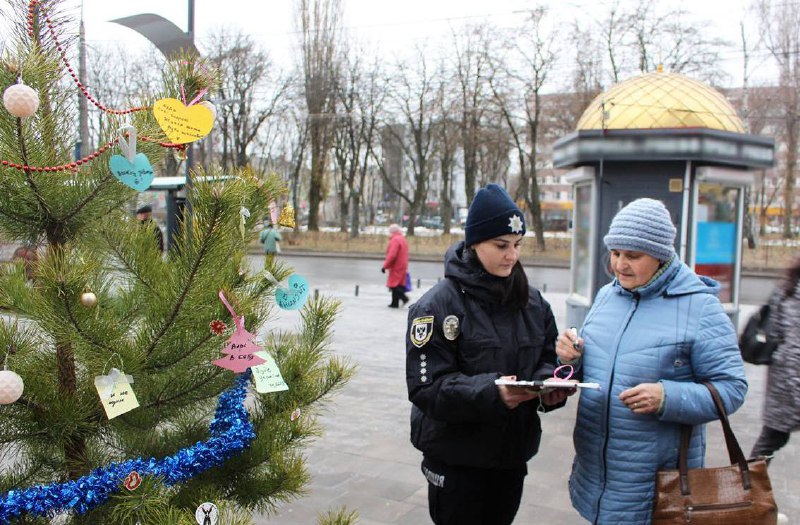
[553,70,775,327]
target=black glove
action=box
[381,267,386,274]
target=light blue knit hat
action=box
[603,198,676,261]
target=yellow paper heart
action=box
[153,98,213,144]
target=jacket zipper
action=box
[685,501,752,522]
[594,293,640,522]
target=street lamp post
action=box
[110,3,199,251]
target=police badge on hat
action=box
[410,316,434,348]
[442,315,460,341]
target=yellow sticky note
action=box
[100,379,139,419]
[251,351,289,394]
[153,98,213,144]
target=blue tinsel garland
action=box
[0,372,255,522]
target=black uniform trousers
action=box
[422,457,526,525]
[389,285,409,307]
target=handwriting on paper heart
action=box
[109,153,154,191]
[153,98,213,144]
[275,274,309,310]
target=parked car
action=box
[420,216,443,229]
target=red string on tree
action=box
[27,0,148,116]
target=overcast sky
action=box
[61,0,768,89]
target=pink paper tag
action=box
[212,291,266,373]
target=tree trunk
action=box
[783,114,797,239]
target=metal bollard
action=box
[417,278,421,289]
[355,284,359,296]
[542,283,547,293]
[314,289,319,300]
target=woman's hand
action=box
[497,375,538,409]
[556,328,583,363]
[619,383,664,414]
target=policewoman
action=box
[405,184,569,525]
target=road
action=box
[270,254,779,305]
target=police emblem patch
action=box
[508,214,524,234]
[442,315,459,341]
[410,316,434,348]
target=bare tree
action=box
[476,122,513,189]
[570,21,604,119]
[598,0,729,84]
[332,44,386,237]
[489,7,557,250]
[434,69,459,235]
[452,24,493,208]
[601,1,631,84]
[85,44,165,148]
[373,49,441,236]
[297,0,342,231]
[85,44,179,179]
[205,29,290,173]
[759,0,800,238]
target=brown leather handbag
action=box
[652,382,778,525]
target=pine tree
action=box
[0,1,353,523]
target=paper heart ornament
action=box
[109,153,155,191]
[275,274,310,310]
[153,98,213,144]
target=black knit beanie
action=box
[465,184,526,246]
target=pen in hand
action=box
[570,327,580,350]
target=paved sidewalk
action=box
[253,280,797,525]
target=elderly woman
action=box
[556,198,747,525]
[406,184,570,525]
[382,223,409,308]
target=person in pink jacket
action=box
[382,223,410,308]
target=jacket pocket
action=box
[457,338,497,375]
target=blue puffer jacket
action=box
[569,257,748,525]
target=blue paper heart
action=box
[109,153,155,192]
[275,274,309,310]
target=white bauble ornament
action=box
[199,101,217,122]
[3,83,40,118]
[0,370,23,404]
[81,292,97,308]
[81,290,97,307]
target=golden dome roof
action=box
[576,70,744,133]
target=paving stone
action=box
[255,284,798,525]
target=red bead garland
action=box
[27,0,148,115]
[0,136,185,173]
[10,1,187,174]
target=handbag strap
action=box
[677,382,751,495]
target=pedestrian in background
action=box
[556,198,747,524]
[136,205,164,254]
[406,184,570,525]
[382,223,409,308]
[750,255,800,465]
[259,221,282,266]
[12,242,38,280]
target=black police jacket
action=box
[406,242,560,470]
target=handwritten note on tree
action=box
[251,351,289,393]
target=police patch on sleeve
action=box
[410,316,434,348]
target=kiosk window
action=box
[695,183,739,303]
[571,183,593,299]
